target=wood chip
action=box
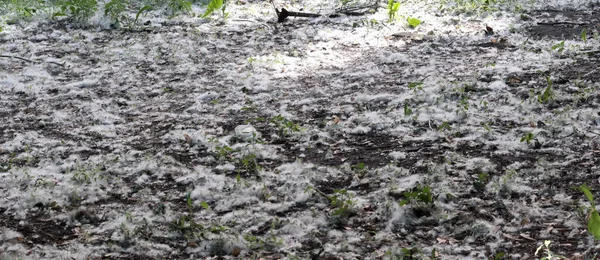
[333,115,340,124]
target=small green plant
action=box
[387,0,400,22]
[202,0,228,18]
[104,0,127,26]
[170,214,204,239]
[270,115,301,137]
[329,189,356,216]
[551,41,565,53]
[69,163,104,185]
[581,28,587,43]
[407,17,421,28]
[53,0,98,22]
[438,121,452,132]
[214,144,236,162]
[351,162,367,176]
[239,153,261,174]
[6,0,48,18]
[520,132,535,144]
[185,191,193,211]
[457,96,469,112]
[473,172,489,191]
[168,0,192,16]
[403,102,413,116]
[482,121,492,133]
[578,185,600,240]
[537,76,553,104]
[200,201,210,210]
[535,240,564,259]
[399,185,435,206]
[407,82,423,93]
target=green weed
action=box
[270,115,301,137]
[202,0,227,18]
[387,0,400,22]
[537,76,553,104]
[578,185,600,240]
[168,0,191,16]
[520,132,535,144]
[53,0,98,22]
[399,185,435,206]
[407,17,421,28]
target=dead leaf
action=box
[232,247,241,256]
[187,242,198,247]
[183,134,192,144]
[333,115,340,124]
[508,77,522,83]
[529,122,536,128]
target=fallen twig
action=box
[271,0,379,23]
[536,21,589,26]
[0,54,66,67]
[0,55,34,63]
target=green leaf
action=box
[202,0,223,18]
[404,103,412,116]
[493,252,506,260]
[589,211,600,240]
[356,162,365,170]
[551,41,564,52]
[407,81,423,91]
[200,201,209,210]
[135,5,152,24]
[581,28,587,43]
[186,191,193,209]
[407,17,421,28]
[580,184,596,208]
[399,199,409,206]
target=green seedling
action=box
[581,28,587,43]
[407,17,421,28]
[186,191,193,211]
[520,132,535,144]
[200,201,210,210]
[53,0,98,22]
[407,82,423,93]
[168,0,191,16]
[352,162,367,176]
[578,185,600,240]
[387,0,400,22]
[438,121,452,132]
[538,76,553,104]
[399,185,435,206]
[404,102,413,116]
[202,0,227,18]
[551,41,565,53]
[270,115,301,137]
[473,172,489,191]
